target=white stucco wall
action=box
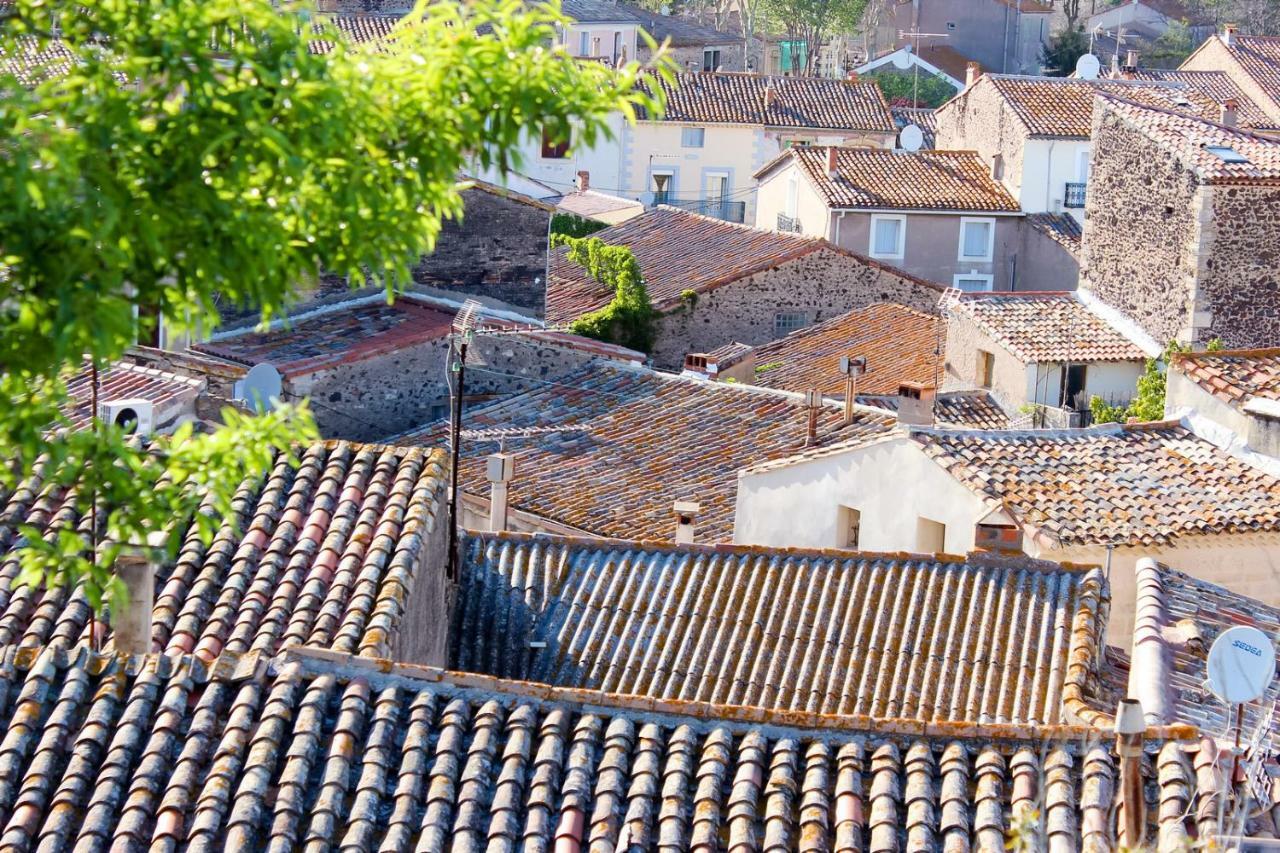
[754,161,833,236]
[561,22,639,64]
[734,439,990,554]
[476,113,627,197]
[1019,138,1092,223]
[628,122,767,220]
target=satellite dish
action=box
[1206,625,1276,705]
[892,48,912,70]
[1075,53,1101,80]
[239,362,283,413]
[899,124,925,152]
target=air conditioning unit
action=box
[98,399,155,436]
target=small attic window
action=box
[1206,145,1249,163]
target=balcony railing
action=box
[666,198,747,223]
[776,212,802,233]
[1064,182,1088,209]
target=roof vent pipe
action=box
[673,500,699,544]
[1115,698,1147,850]
[112,531,167,655]
[486,453,515,533]
[804,389,821,446]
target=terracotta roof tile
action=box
[860,390,1012,429]
[1211,34,1280,108]
[954,291,1147,363]
[891,106,937,147]
[309,13,402,52]
[750,302,942,396]
[978,74,1224,137]
[784,147,1021,212]
[555,188,645,221]
[392,361,894,541]
[0,642,1208,850]
[0,441,448,659]
[63,361,204,429]
[1026,212,1083,257]
[638,72,897,132]
[1173,347,1280,407]
[912,421,1280,546]
[1127,68,1278,129]
[193,298,455,378]
[454,531,1105,725]
[0,35,75,88]
[1099,93,1280,184]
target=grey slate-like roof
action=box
[451,532,1106,726]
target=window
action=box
[613,31,621,63]
[977,349,995,389]
[703,48,721,72]
[958,217,995,261]
[578,31,590,56]
[991,153,1003,181]
[917,517,946,553]
[954,273,993,292]
[1077,148,1093,182]
[869,214,905,259]
[785,175,799,218]
[681,127,705,148]
[651,170,673,205]
[541,126,570,159]
[774,311,809,337]
[1207,145,1249,163]
[838,506,861,549]
[591,36,601,56]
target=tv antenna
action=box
[897,29,950,107]
[446,299,484,581]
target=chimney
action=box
[1114,698,1147,849]
[839,355,866,425]
[1224,23,1237,47]
[845,70,859,82]
[803,389,822,446]
[575,170,590,192]
[1221,97,1238,127]
[974,521,1024,553]
[1124,49,1139,71]
[965,62,981,89]
[763,84,777,109]
[673,500,699,544]
[826,146,839,179]
[112,531,167,655]
[1110,53,1121,75]
[486,453,515,533]
[896,382,936,426]
[682,352,717,379]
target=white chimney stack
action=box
[113,531,167,655]
[673,500,700,544]
[486,453,515,533]
[1224,23,1238,47]
[965,62,981,89]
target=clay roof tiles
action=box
[954,291,1147,363]
[0,35,74,87]
[1172,346,1280,406]
[453,531,1106,726]
[638,71,897,132]
[912,421,1280,546]
[860,390,1012,429]
[750,302,942,397]
[0,441,448,660]
[63,361,204,429]
[392,361,894,541]
[891,106,937,147]
[1026,212,1083,258]
[1127,68,1278,129]
[622,4,738,46]
[0,640,1209,851]
[786,147,1022,212]
[1210,34,1280,106]
[1099,93,1280,184]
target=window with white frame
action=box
[578,31,590,56]
[785,175,799,218]
[703,48,721,71]
[651,170,674,205]
[869,214,905,259]
[958,217,995,262]
[838,506,861,549]
[954,272,993,292]
[773,311,810,336]
[681,127,705,148]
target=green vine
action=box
[553,234,655,352]
[550,212,607,239]
[1090,338,1223,424]
[679,289,698,312]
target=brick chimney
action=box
[673,500,699,544]
[845,70,859,82]
[1221,97,1238,127]
[804,389,822,446]
[486,453,515,533]
[576,170,590,192]
[965,62,981,89]
[1224,22,1238,47]
[683,352,717,379]
[896,382,936,426]
[113,531,167,655]
[826,146,839,179]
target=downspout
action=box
[1043,139,1058,213]
[1002,2,1011,73]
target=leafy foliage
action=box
[550,212,608,239]
[758,0,868,75]
[1041,27,1090,76]
[865,68,958,109]
[553,234,655,352]
[0,0,671,614]
[1090,339,1224,425]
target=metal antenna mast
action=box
[897,29,950,107]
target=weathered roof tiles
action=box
[1172,346,1280,407]
[954,291,1147,363]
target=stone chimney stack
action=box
[113,531,167,655]
[1221,97,1239,127]
[826,146,839,178]
[673,500,700,544]
[896,382,936,426]
[576,170,590,192]
[965,62,981,89]
[486,453,515,533]
[1224,22,1238,47]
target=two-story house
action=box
[1181,24,1280,128]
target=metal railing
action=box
[776,212,802,233]
[1064,182,1087,209]
[666,198,747,223]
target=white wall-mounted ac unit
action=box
[98,399,155,436]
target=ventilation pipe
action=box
[1115,698,1147,850]
[113,531,167,655]
[804,389,821,446]
[673,500,700,544]
[486,453,515,533]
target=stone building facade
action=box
[652,248,943,367]
[411,183,553,315]
[1081,97,1280,348]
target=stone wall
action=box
[652,42,747,73]
[934,78,1028,201]
[1079,108,1202,346]
[650,248,944,368]
[1197,183,1280,347]
[412,186,552,315]
[942,312,1028,413]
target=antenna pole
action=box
[447,335,470,582]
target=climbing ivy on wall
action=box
[553,234,655,352]
[550,212,607,239]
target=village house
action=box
[1181,24,1280,127]
[856,43,967,90]
[1167,346,1280,461]
[1080,94,1280,349]
[547,206,945,368]
[934,68,1225,223]
[943,291,1150,424]
[865,0,1054,76]
[63,359,206,435]
[625,5,744,72]
[753,145,1083,291]
[735,419,1280,640]
[1117,66,1280,133]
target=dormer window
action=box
[1206,145,1249,163]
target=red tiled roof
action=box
[0,35,75,87]
[859,390,1012,429]
[1172,346,1280,406]
[954,292,1147,363]
[555,188,645,221]
[63,361,204,429]
[394,361,894,540]
[751,302,941,396]
[974,74,1224,137]
[1208,34,1280,107]
[1099,93,1280,184]
[194,298,455,378]
[779,147,1021,212]
[1026,212,1083,258]
[1127,68,1278,129]
[913,421,1280,546]
[639,72,897,132]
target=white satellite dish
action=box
[1075,53,1102,81]
[899,124,925,152]
[1206,625,1276,705]
[892,49,912,70]
[238,362,283,413]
